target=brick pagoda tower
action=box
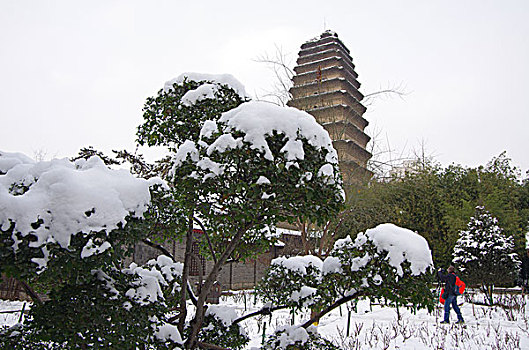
[288,31,372,184]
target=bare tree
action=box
[253,45,294,106]
[363,81,409,107]
[33,149,50,162]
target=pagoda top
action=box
[301,30,350,55]
[305,30,339,44]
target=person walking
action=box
[438,265,464,324]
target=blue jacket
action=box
[438,270,457,296]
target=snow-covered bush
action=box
[262,325,339,350]
[319,224,434,312]
[170,100,345,255]
[257,223,434,346]
[0,152,164,272]
[257,255,323,311]
[138,73,248,147]
[453,206,521,305]
[2,256,184,349]
[196,305,249,350]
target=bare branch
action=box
[363,82,410,107]
[254,45,294,106]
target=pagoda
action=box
[288,31,373,184]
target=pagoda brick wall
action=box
[288,30,373,184]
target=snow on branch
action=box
[357,223,433,276]
[164,72,249,99]
[0,151,164,270]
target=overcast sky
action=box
[1,1,528,175]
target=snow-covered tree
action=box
[453,206,521,305]
[256,223,434,349]
[139,73,344,348]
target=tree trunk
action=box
[186,225,249,349]
[17,279,43,305]
[178,213,195,333]
[298,219,310,255]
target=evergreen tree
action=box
[453,206,521,305]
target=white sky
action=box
[1,1,528,174]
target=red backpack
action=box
[454,276,466,295]
[439,276,466,304]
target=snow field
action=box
[220,290,529,349]
[2,290,529,349]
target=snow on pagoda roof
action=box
[306,30,339,43]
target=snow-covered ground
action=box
[2,290,528,349]
[0,300,28,329]
[229,289,529,349]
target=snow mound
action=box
[322,256,343,274]
[155,322,183,343]
[358,223,433,276]
[290,286,317,303]
[123,256,183,305]
[181,83,218,106]
[0,151,33,174]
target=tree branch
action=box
[233,304,289,325]
[141,238,175,261]
[301,291,364,328]
[193,217,217,265]
[187,280,198,306]
[197,342,230,350]
[363,82,409,107]
[18,279,43,305]
[178,213,195,333]
[253,46,294,106]
[186,222,253,349]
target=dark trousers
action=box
[444,295,464,322]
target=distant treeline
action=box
[341,152,529,268]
